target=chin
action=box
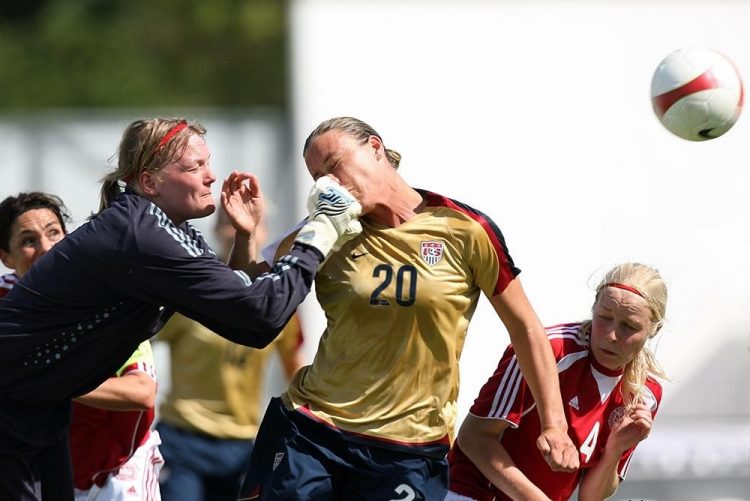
[196,205,216,219]
[595,350,622,369]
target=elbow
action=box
[456,422,486,464]
[248,332,276,349]
[232,323,281,349]
[138,391,156,410]
[207,315,283,348]
[131,380,157,410]
[579,489,615,501]
[578,477,618,501]
[245,309,295,348]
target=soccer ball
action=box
[651,47,744,141]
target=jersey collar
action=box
[588,351,625,377]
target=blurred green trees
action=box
[0,0,287,109]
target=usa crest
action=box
[420,241,445,266]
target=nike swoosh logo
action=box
[351,252,368,260]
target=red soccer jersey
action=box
[0,273,18,298]
[69,358,156,490]
[448,323,662,501]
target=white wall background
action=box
[289,0,750,492]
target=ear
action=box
[0,249,15,271]
[367,135,384,160]
[139,171,159,197]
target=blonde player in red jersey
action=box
[239,116,578,500]
[447,263,668,501]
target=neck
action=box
[589,351,625,377]
[366,179,424,227]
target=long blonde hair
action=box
[580,262,669,407]
[95,118,207,215]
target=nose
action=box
[603,327,618,343]
[205,167,217,185]
[37,236,55,255]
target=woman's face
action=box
[590,287,654,371]
[303,130,380,213]
[0,208,65,278]
[150,133,216,225]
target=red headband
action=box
[604,282,644,298]
[158,121,188,148]
[123,121,189,183]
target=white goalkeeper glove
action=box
[294,177,363,259]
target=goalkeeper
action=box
[0,117,361,500]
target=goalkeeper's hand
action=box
[294,176,362,259]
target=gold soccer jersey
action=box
[285,190,520,446]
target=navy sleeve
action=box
[106,201,321,348]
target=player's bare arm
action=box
[458,415,552,501]
[489,279,579,473]
[578,403,653,500]
[72,371,156,411]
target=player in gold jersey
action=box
[240,117,578,500]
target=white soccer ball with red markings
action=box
[651,47,743,141]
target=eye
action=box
[20,237,36,247]
[597,313,613,321]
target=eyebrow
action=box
[321,153,334,169]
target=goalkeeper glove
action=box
[294,177,362,258]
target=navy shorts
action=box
[239,397,449,500]
[156,421,254,501]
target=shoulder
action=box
[82,192,150,248]
[418,188,516,261]
[418,189,502,234]
[544,322,588,361]
[93,191,147,224]
[642,376,663,411]
[0,273,18,297]
[108,195,213,259]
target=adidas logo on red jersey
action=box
[568,395,579,410]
